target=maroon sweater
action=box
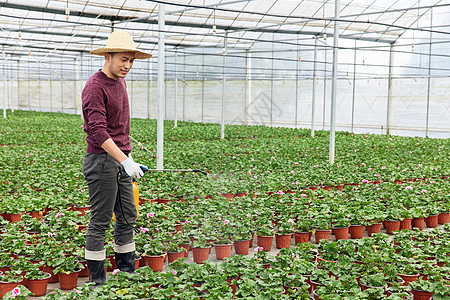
[82,70,132,154]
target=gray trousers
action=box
[82,152,137,261]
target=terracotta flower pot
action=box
[398,273,419,286]
[256,235,274,252]
[331,227,349,240]
[314,230,331,244]
[144,253,166,272]
[400,218,412,230]
[424,215,438,228]
[349,225,364,239]
[29,211,44,220]
[438,212,450,224]
[179,242,190,258]
[411,288,434,300]
[28,272,51,296]
[5,213,22,223]
[234,240,250,255]
[294,232,311,244]
[0,277,26,299]
[58,268,81,290]
[275,233,292,249]
[365,223,382,237]
[384,220,401,234]
[411,217,425,230]
[40,265,58,283]
[73,205,90,216]
[221,193,235,200]
[192,247,211,264]
[214,244,232,260]
[79,261,89,277]
[167,251,185,264]
[225,277,238,294]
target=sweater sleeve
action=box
[82,83,111,146]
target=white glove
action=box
[121,157,144,179]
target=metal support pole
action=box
[295,36,299,127]
[322,47,327,130]
[220,33,227,139]
[38,61,41,111]
[386,44,394,135]
[245,50,251,125]
[270,34,274,127]
[28,59,31,110]
[149,59,153,119]
[351,39,357,133]
[174,48,178,128]
[311,36,318,137]
[182,50,185,122]
[74,57,78,114]
[156,3,165,169]
[425,9,433,137]
[328,0,340,164]
[2,48,6,118]
[201,50,205,123]
[61,56,64,112]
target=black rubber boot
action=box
[115,251,135,273]
[86,259,106,289]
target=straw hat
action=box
[90,31,152,59]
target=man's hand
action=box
[121,157,145,179]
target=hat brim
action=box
[90,47,152,59]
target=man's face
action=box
[104,52,135,79]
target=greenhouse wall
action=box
[2,77,449,138]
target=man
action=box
[81,30,151,287]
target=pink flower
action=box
[247,213,251,218]
[362,179,369,184]
[277,190,284,195]
[112,269,120,275]
[172,270,177,275]
[300,194,307,197]
[184,220,190,224]
[254,246,264,252]
[51,159,57,162]
[251,158,255,161]
[381,166,386,169]
[74,288,82,294]
[418,164,422,167]
[287,219,294,224]
[223,219,230,225]
[402,169,407,172]
[12,287,20,296]
[271,157,275,159]
[294,162,299,165]
[368,168,373,171]
[147,213,154,218]
[55,212,65,218]
[405,186,413,190]
[376,187,381,191]
[430,181,436,184]
[421,190,427,193]
[313,164,318,167]
[290,171,295,174]
[140,227,150,233]
[388,138,393,141]
[361,163,366,166]
[409,151,412,154]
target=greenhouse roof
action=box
[0,0,449,58]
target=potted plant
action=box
[25,269,51,297]
[0,270,25,298]
[410,276,450,300]
[232,226,252,255]
[142,233,167,272]
[53,255,84,290]
[294,217,312,244]
[255,216,275,252]
[275,218,294,249]
[191,233,212,264]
